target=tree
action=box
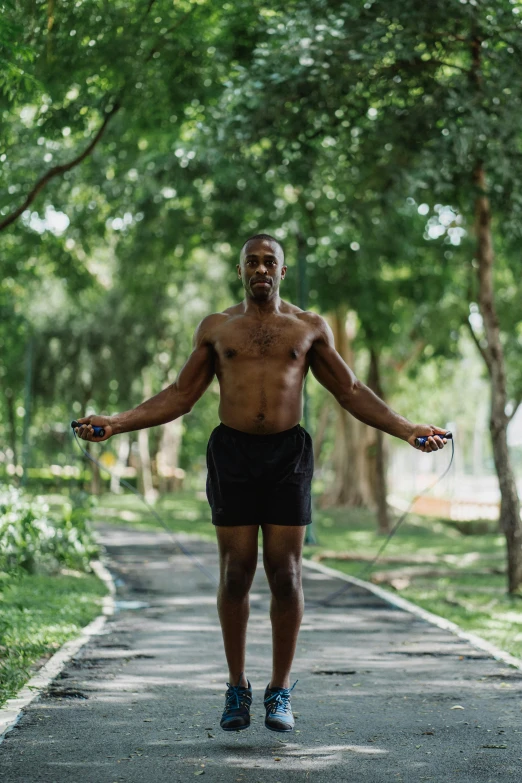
[207,0,522,591]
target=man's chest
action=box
[213,317,313,362]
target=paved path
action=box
[1,524,522,782]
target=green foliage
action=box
[0,568,107,707]
[0,484,100,574]
[0,1,38,99]
[1,0,521,497]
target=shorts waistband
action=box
[217,422,302,441]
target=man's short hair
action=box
[240,233,284,260]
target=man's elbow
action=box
[178,393,194,416]
[168,384,193,417]
[337,379,363,409]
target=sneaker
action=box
[220,678,253,731]
[263,680,298,732]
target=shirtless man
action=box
[75,233,448,733]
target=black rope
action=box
[72,428,454,604]
[71,430,219,586]
[306,438,455,606]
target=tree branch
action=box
[389,339,426,374]
[425,58,470,74]
[508,396,522,423]
[0,101,121,232]
[145,7,196,62]
[1,2,199,233]
[466,316,492,372]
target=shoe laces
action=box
[265,680,298,714]
[225,682,250,711]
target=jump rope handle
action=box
[71,420,105,438]
[415,431,452,448]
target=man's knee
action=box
[267,565,302,600]
[220,564,254,599]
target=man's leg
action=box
[262,523,306,689]
[215,525,259,687]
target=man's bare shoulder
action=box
[296,309,329,335]
[221,302,244,316]
[279,299,324,326]
[275,299,301,316]
[193,312,231,346]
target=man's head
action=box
[237,234,287,300]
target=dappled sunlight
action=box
[216,742,388,772]
[3,526,522,781]
[156,593,263,606]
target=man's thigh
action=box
[215,524,260,572]
[261,523,306,573]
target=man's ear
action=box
[281,264,287,280]
[236,263,242,279]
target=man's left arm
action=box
[306,314,447,452]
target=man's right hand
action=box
[74,416,114,442]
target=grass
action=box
[0,570,108,708]
[92,487,522,660]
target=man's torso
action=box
[203,301,320,434]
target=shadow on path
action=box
[1,524,521,782]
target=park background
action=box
[1,0,522,707]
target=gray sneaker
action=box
[263,680,298,732]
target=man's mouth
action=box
[253,280,270,287]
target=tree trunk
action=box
[312,399,331,468]
[138,370,157,504]
[110,433,131,494]
[367,348,391,534]
[138,427,156,503]
[4,387,18,467]
[319,308,375,509]
[474,164,522,593]
[156,416,185,492]
[90,450,102,496]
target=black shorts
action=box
[205,422,314,527]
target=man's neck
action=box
[243,292,282,318]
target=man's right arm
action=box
[75,315,218,441]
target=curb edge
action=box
[302,557,522,671]
[0,557,116,745]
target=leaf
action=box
[450,705,464,710]
[482,744,507,749]
[194,771,205,776]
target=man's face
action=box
[237,238,287,300]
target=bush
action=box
[0,485,100,575]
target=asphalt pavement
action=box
[1,523,521,783]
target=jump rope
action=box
[71,422,454,605]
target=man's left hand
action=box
[408,425,448,452]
